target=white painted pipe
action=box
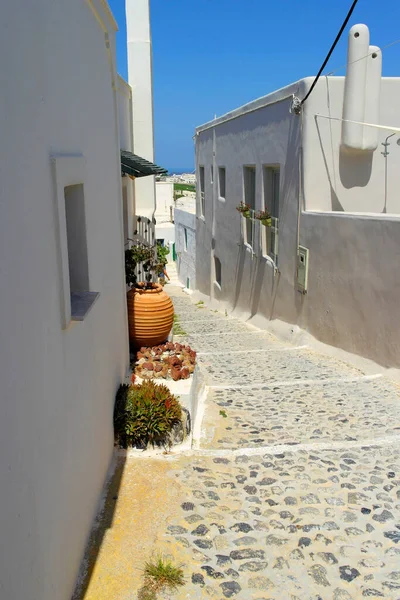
[363,45,382,150]
[341,24,370,150]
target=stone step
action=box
[197,347,361,387]
[200,377,400,450]
[173,331,286,352]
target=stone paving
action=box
[77,286,400,600]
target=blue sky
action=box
[109,0,400,170]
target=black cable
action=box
[301,0,360,106]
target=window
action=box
[262,166,280,263]
[210,165,214,184]
[64,185,89,292]
[243,166,256,248]
[199,165,205,217]
[183,227,188,251]
[64,185,98,321]
[218,167,226,201]
[214,256,222,288]
[52,154,99,328]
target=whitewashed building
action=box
[0,1,163,599]
[195,24,400,369]
[174,198,197,290]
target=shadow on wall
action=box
[72,454,127,599]
[339,147,373,189]
[315,114,344,212]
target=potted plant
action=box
[255,209,272,227]
[125,241,174,348]
[236,202,251,218]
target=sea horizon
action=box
[167,167,195,175]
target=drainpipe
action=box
[381,133,396,214]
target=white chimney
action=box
[126,0,156,218]
[341,24,382,151]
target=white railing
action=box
[129,215,157,283]
[132,214,155,247]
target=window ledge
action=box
[71,292,100,321]
[214,281,222,292]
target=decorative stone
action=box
[384,530,400,543]
[233,536,257,546]
[185,514,203,524]
[339,566,360,582]
[308,564,330,586]
[248,576,274,590]
[167,525,187,534]
[317,552,338,565]
[220,581,241,597]
[266,534,288,546]
[224,568,239,579]
[230,523,253,533]
[216,555,231,567]
[201,566,225,579]
[191,524,209,536]
[298,537,312,548]
[194,539,213,549]
[333,589,353,599]
[238,561,268,572]
[192,573,205,586]
[259,477,277,486]
[372,509,394,523]
[230,549,265,560]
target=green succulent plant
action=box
[113,381,182,449]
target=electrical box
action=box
[297,246,309,294]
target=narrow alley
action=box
[78,285,400,600]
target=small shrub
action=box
[138,555,185,599]
[113,381,182,449]
[219,410,227,418]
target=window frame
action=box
[199,165,205,218]
[51,154,99,328]
[261,164,280,263]
[242,165,257,250]
[218,166,226,202]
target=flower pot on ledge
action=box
[127,282,174,348]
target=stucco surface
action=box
[0,2,128,598]
[175,208,196,289]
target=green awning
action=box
[121,150,168,178]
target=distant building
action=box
[174,197,196,290]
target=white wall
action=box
[155,181,174,219]
[175,208,196,290]
[195,76,400,368]
[118,75,135,244]
[303,77,400,213]
[0,1,128,598]
[126,0,156,218]
[155,182,175,245]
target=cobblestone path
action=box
[79,286,400,600]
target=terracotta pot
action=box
[127,283,174,348]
